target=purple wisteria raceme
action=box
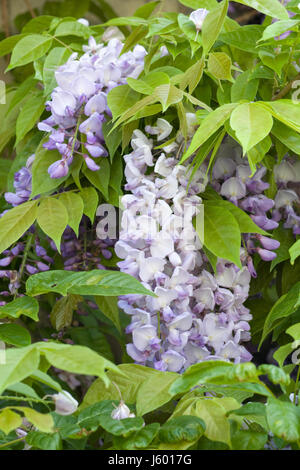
[38,37,147,178]
[274,158,300,235]
[114,120,253,372]
[210,142,281,275]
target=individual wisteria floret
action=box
[273,158,300,235]
[5,154,35,207]
[38,37,147,179]
[210,142,281,276]
[114,118,253,372]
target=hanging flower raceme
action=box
[273,158,300,235]
[210,142,281,276]
[38,37,147,179]
[114,119,253,372]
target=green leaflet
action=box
[180,103,237,162]
[202,0,229,55]
[58,192,84,237]
[195,203,242,268]
[37,197,69,252]
[230,102,273,154]
[26,269,157,298]
[0,201,38,254]
[7,35,53,70]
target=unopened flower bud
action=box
[111,401,135,420]
[52,391,78,416]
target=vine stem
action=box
[0,437,25,449]
[0,396,52,405]
[14,232,34,299]
[24,0,36,18]
[1,0,9,38]
[294,366,300,405]
[272,72,300,101]
[47,35,74,53]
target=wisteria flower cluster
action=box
[274,159,300,235]
[210,145,282,276]
[38,38,147,178]
[115,120,253,372]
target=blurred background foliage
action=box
[0,0,264,80]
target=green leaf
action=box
[270,224,294,270]
[159,416,205,443]
[259,50,289,77]
[181,103,236,162]
[273,342,294,368]
[266,398,300,442]
[154,84,183,112]
[0,347,40,394]
[0,409,22,435]
[272,121,300,155]
[6,382,40,400]
[43,47,72,96]
[195,204,242,268]
[55,21,91,38]
[107,85,140,121]
[81,364,164,409]
[0,34,27,57]
[230,102,273,154]
[133,1,159,18]
[247,135,272,175]
[31,142,68,198]
[234,0,289,20]
[8,35,53,70]
[16,407,54,433]
[290,240,300,265]
[179,58,205,94]
[260,281,300,346]
[0,297,39,321]
[37,342,120,386]
[22,15,55,34]
[83,159,110,200]
[204,200,269,235]
[102,121,122,162]
[94,296,120,332]
[50,294,82,331]
[26,431,62,450]
[208,52,232,81]
[220,25,264,53]
[231,70,259,102]
[113,422,160,450]
[178,0,218,8]
[26,270,156,298]
[136,372,178,416]
[202,0,229,55]
[170,361,234,395]
[6,77,38,115]
[37,197,69,252]
[0,200,38,254]
[15,93,45,145]
[100,414,145,437]
[58,192,84,237]
[30,369,62,393]
[263,100,300,133]
[195,397,239,446]
[258,364,290,386]
[231,426,267,450]
[80,187,99,224]
[261,19,300,41]
[0,324,31,348]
